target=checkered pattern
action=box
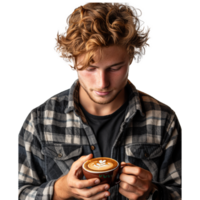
[18,80,181,200]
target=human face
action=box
[77,45,130,105]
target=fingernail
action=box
[104,185,109,190]
[104,192,109,197]
[95,179,100,184]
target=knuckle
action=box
[123,167,127,173]
[84,192,91,198]
[120,182,126,189]
[130,176,137,185]
[68,181,73,187]
[124,183,129,190]
[75,182,82,189]
[136,167,142,175]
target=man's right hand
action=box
[53,154,110,200]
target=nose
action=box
[97,70,110,89]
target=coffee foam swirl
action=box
[84,157,118,172]
[88,160,114,171]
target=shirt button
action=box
[91,145,95,151]
[58,153,62,158]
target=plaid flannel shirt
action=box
[18,80,181,200]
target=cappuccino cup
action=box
[82,157,126,187]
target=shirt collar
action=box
[64,79,144,120]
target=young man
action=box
[18,3,181,200]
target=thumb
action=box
[74,154,93,179]
[80,153,93,165]
[72,154,93,174]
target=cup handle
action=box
[114,162,127,185]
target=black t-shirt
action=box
[79,100,128,157]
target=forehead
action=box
[78,45,128,63]
[76,45,129,70]
[94,45,127,58]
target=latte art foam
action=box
[88,160,114,171]
[83,157,118,172]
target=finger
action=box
[119,186,139,200]
[120,173,150,191]
[70,176,101,189]
[119,181,144,196]
[122,165,152,181]
[72,154,93,174]
[72,183,110,199]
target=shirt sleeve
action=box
[18,110,56,200]
[153,113,181,200]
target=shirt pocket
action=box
[41,144,82,181]
[125,143,163,180]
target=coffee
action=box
[83,157,118,172]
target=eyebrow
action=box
[89,61,125,68]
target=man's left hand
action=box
[119,162,155,200]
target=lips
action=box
[95,91,109,93]
[94,91,110,96]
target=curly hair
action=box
[56,3,150,70]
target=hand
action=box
[119,162,155,200]
[53,154,110,200]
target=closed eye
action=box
[87,67,122,71]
